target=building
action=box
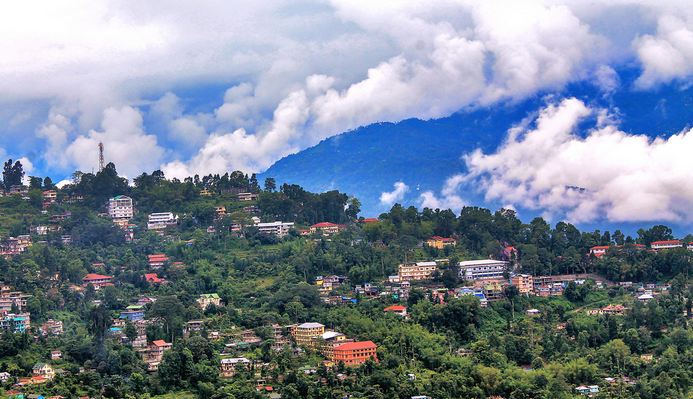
[144,273,164,284]
[291,322,325,348]
[237,192,259,201]
[316,331,348,359]
[39,319,64,336]
[0,312,30,333]
[425,236,457,249]
[144,340,172,371]
[184,320,204,337]
[315,275,348,295]
[383,305,407,317]
[32,363,55,380]
[0,236,32,257]
[511,274,534,294]
[0,371,10,382]
[82,273,114,290]
[398,261,438,282]
[199,188,213,196]
[331,341,378,366]
[601,304,627,315]
[589,245,610,257]
[215,206,227,219]
[575,385,599,396]
[257,221,294,237]
[119,305,145,321]
[638,293,654,302]
[108,195,134,219]
[0,290,31,312]
[147,212,178,230]
[310,222,343,236]
[148,253,169,269]
[220,357,251,377]
[458,259,508,281]
[650,240,683,251]
[197,293,222,310]
[50,350,62,360]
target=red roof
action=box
[312,222,338,228]
[334,340,377,351]
[148,254,169,259]
[361,218,379,223]
[145,273,163,283]
[384,305,406,312]
[430,236,455,242]
[651,240,681,245]
[151,340,170,347]
[82,273,113,281]
[590,246,610,250]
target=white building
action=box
[108,195,134,219]
[458,259,509,281]
[147,212,178,230]
[257,221,294,237]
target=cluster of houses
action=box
[589,239,693,258]
[0,283,32,333]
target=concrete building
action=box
[257,221,294,237]
[236,192,259,201]
[650,240,683,251]
[425,236,457,249]
[0,312,30,333]
[331,341,378,366]
[220,357,251,377]
[144,340,172,371]
[511,274,534,294]
[398,261,438,282]
[310,222,343,236]
[383,305,407,317]
[589,245,610,258]
[147,212,178,230]
[458,259,508,281]
[82,273,114,290]
[32,363,55,380]
[197,293,222,310]
[291,322,325,348]
[108,195,134,219]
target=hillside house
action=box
[108,195,134,220]
[220,357,251,377]
[147,212,178,230]
[383,305,407,317]
[256,221,294,237]
[398,261,438,282]
[458,259,508,281]
[310,222,343,236]
[32,363,55,380]
[82,273,114,290]
[148,254,169,269]
[236,192,259,201]
[144,340,172,371]
[197,293,222,310]
[425,236,457,249]
[650,240,682,251]
[291,322,325,348]
[331,341,378,366]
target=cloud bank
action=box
[380,182,410,205]
[462,97,693,223]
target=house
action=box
[119,305,145,321]
[575,385,599,396]
[315,331,348,358]
[32,363,55,380]
[638,293,654,302]
[360,217,379,224]
[291,322,325,348]
[50,350,62,360]
[256,221,294,237]
[526,309,540,316]
[458,259,508,280]
[148,254,169,269]
[108,195,134,220]
[144,340,172,371]
[650,240,683,251]
[383,305,407,317]
[220,357,251,377]
[601,304,627,315]
[0,371,10,382]
[144,273,164,284]
[39,319,64,336]
[589,245,610,257]
[331,341,378,366]
[197,293,222,310]
[147,212,178,230]
[0,290,31,312]
[184,320,204,337]
[425,236,457,249]
[511,274,534,294]
[82,273,114,290]
[199,188,213,196]
[236,192,259,201]
[398,261,438,282]
[0,313,31,333]
[214,206,227,219]
[310,222,343,236]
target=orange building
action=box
[425,236,457,249]
[511,274,534,294]
[331,341,378,366]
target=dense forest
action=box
[0,160,690,399]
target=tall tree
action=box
[2,159,24,189]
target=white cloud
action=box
[420,174,467,212]
[65,106,164,177]
[463,97,693,223]
[380,181,409,205]
[635,15,693,88]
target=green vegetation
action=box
[0,161,690,399]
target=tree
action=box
[2,159,24,189]
[149,296,186,342]
[28,176,42,189]
[264,177,276,192]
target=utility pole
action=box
[98,142,105,172]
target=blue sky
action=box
[1,1,693,227]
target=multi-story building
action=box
[511,274,534,294]
[119,305,145,321]
[589,245,610,257]
[483,282,504,301]
[310,222,343,236]
[398,261,438,282]
[39,319,64,336]
[0,235,32,257]
[197,293,222,310]
[108,195,134,219]
[270,324,289,351]
[291,322,325,348]
[184,320,204,337]
[147,212,178,230]
[236,192,259,201]
[82,273,114,290]
[650,240,683,251]
[220,357,251,377]
[425,236,457,249]
[148,253,169,269]
[331,341,378,366]
[256,221,294,237]
[0,290,31,312]
[458,259,508,281]
[144,340,172,371]
[32,363,55,380]
[0,312,30,333]
[383,305,407,317]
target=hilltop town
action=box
[0,161,689,399]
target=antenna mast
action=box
[98,142,105,171]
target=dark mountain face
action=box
[260,70,693,231]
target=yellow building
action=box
[511,274,534,294]
[291,322,325,348]
[398,261,438,282]
[425,236,457,249]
